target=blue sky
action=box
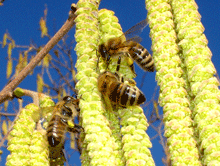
[0,0,220,165]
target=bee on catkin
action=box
[98,19,155,74]
[47,96,81,165]
[98,71,146,108]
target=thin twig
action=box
[0,112,17,116]
[0,6,77,104]
[0,98,22,148]
[50,62,77,93]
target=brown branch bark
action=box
[0,5,77,104]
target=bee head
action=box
[62,96,79,117]
[98,44,107,59]
[62,96,73,103]
[98,71,120,93]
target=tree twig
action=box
[0,112,17,116]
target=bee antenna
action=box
[72,93,77,99]
[77,94,82,100]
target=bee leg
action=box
[129,63,137,77]
[69,124,83,154]
[74,124,83,131]
[68,124,83,133]
[72,91,79,99]
[116,56,121,72]
[127,79,136,86]
[106,54,112,70]
[106,60,111,71]
[75,132,82,154]
[96,49,100,73]
[121,76,124,83]
[112,103,118,110]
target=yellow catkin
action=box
[146,0,201,165]
[6,104,41,166]
[171,0,220,165]
[37,74,44,93]
[98,8,155,166]
[75,1,119,165]
[2,33,7,48]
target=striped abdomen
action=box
[129,43,155,72]
[108,81,146,107]
[47,115,68,147]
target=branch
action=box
[0,4,77,104]
[0,112,17,116]
[13,87,40,105]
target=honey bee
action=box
[47,96,81,165]
[98,19,155,73]
[98,71,146,108]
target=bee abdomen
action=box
[109,82,146,107]
[129,44,155,72]
[47,115,67,147]
[108,82,122,105]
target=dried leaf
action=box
[7,43,12,59]
[54,49,59,58]
[6,59,12,79]
[15,53,23,76]
[154,101,160,119]
[18,52,23,63]
[43,54,51,68]
[2,120,7,136]
[57,92,61,101]
[11,40,15,48]
[44,7,48,17]
[23,51,28,68]
[37,74,44,92]
[4,100,8,111]
[2,33,7,48]
[39,17,48,38]
[62,89,66,97]
[8,120,12,129]
[72,70,76,82]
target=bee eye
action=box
[63,96,72,102]
[99,44,107,56]
[98,44,103,52]
[62,108,72,117]
[102,47,106,53]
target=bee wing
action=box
[123,19,148,41]
[126,36,142,43]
